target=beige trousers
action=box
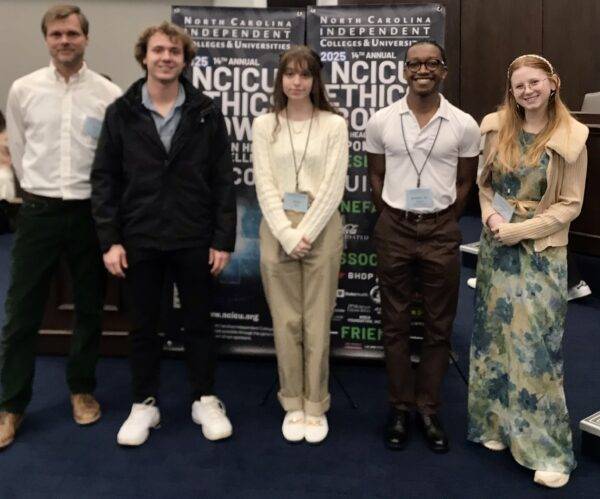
[259,211,343,416]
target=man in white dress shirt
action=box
[366,41,480,454]
[0,4,120,450]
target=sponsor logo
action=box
[343,223,370,242]
[370,285,381,305]
[344,223,359,236]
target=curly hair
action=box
[134,22,196,71]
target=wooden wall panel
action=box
[543,0,600,110]
[460,0,543,123]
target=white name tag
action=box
[83,116,103,140]
[406,188,434,210]
[492,192,515,222]
[283,192,309,213]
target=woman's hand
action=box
[486,212,506,234]
[290,236,312,259]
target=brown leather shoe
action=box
[70,394,101,425]
[0,411,24,450]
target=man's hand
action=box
[367,153,386,213]
[289,236,311,260]
[487,212,506,235]
[209,248,231,276]
[455,156,479,219]
[103,244,128,278]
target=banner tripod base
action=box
[331,369,359,409]
[449,351,468,385]
[259,376,278,406]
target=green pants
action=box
[0,197,104,413]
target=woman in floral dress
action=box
[467,54,588,488]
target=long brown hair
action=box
[494,54,572,171]
[270,45,339,137]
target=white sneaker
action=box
[467,277,477,289]
[533,470,570,488]
[305,414,328,444]
[568,280,592,301]
[483,440,507,451]
[282,410,305,442]
[191,395,232,441]
[117,397,160,446]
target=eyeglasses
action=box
[511,78,549,94]
[405,59,445,72]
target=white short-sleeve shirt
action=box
[366,94,480,213]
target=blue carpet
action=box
[0,217,598,498]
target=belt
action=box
[387,204,455,223]
[507,198,539,215]
[22,191,89,204]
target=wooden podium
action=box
[570,112,600,256]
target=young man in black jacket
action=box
[91,22,236,446]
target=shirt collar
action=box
[398,92,450,121]
[49,60,87,83]
[142,82,186,114]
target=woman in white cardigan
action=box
[252,46,348,444]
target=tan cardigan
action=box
[478,112,588,252]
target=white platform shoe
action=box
[117,397,160,446]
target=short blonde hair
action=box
[41,5,89,36]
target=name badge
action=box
[283,192,309,213]
[492,192,515,222]
[406,188,434,210]
[83,116,103,140]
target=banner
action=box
[170,4,446,359]
[170,6,306,355]
[306,5,446,358]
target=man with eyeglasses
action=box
[366,41,480,454]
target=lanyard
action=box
[400,113,442,188]
[286,108,314,192]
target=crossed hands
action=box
[487,213,506,241]
[103,244,231,278]
[289,236,311,260]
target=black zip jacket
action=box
[91,77,236,253]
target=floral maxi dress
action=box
[467,132,575,474]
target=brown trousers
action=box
[259,211,343,416]
[373,205,461,415]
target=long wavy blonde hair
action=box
[494,54,572,171]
